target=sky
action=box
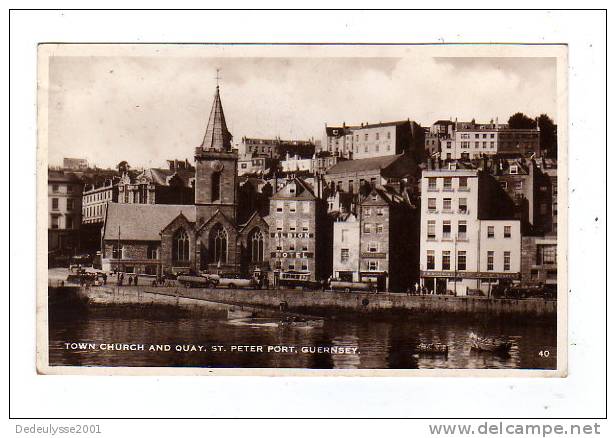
[47,55,556,169]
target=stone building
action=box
[521,235,557,288]
[323,153,419,200]
[117,160,195,205]
[240,136,316,160]
[332,213,360,282]
[269,177,331,282]
[101,84,270,277]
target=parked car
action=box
[276,271,322,290]
[210,273,258,289]
[329,279,374,293]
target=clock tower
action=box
[194,85,238,224]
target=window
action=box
[112,244,122,259]
[66,199,74,211]
[490,133,495,139]
[250,229,265,263]
[458,221,467,240]
[173,228,190,264]
[504,225,511,238]
[211,172,222,202]
[368,260,379,271]
[427,250,435,270]
[289,201,297,213]
[276,201,283,213]
[289,220,297,232]
[147,244,158,259]
[376,207,384,216]
[387,132,391,139]
[363,223,371,234]
[289,242,296,251]
[364,207,371,217]
[341,229,348,242]
[443,198,452,211]
[241,163,247,169]
[475,133,480,139]
[515,181,523,190]
[442,220,451,239]
[537,245,556,265]
[490,141,495,148]
[504,251,511,271]
[340,249,349,263]
[443,177,452,190]
[376,133,380,140]
[428,198,436,212]
[457,251,467,270]
[65,216,73,229]
[442,251,451,270]
[276,219,283,231]
[368,242,378,253]
[427,220,436,240]
[52,184,59,193]
[52,198,59,210]
[458,177,468,189]
[500,181,508,189]
[210,225,228,264]
[376,224,384,234]
[302,221,309,232]
[446,141,452,149]
[487,226,495,238]
[482,133,487,139]
[487,251,494,271]
[458,198,467,213]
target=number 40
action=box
[538,350,550,357]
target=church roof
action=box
[201,86,232,151]
[102,203,196,241]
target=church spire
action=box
[200,83,232,151]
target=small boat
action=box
[278,316,324,329]
[469,332,512,353]
[415,342,449,355]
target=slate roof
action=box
[137,168,195,187]
[326,153,418,178]
[201,85,233,151]
[102,203,196,241]
[271,177,317,201]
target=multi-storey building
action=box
[425,120,455,157]
[420,163,521,296]
[357,187,419,291]
[82,177,119,225]
[269,177,331,282]
[48,170,84,257]
[537,157,558,234]
[237,153,276,176]
[321,120,425,160]
[485,158,553,235]
[332,213,360,282]
[117,160,195,205]
[63,157,89,170]
[240,136,316,160]
[441,121,540,160]
[521,235,557,288]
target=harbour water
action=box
[48,304,557,370]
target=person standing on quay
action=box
[134,274,139,287]
[128,275,133,286]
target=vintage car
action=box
[328,279,374,293]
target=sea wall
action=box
[78,285,557,318]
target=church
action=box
[101,84,270,277]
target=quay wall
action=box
[77,285,557,318]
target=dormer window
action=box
[510,165,518,175]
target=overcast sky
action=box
[47,56,556,169]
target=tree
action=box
[116,160,130,174]
[537,114,558,159]
[508,112,536,129]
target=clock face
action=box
[210,160,224,172]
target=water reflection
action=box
[49,309,557,370]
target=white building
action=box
[332,213,360,282]
[420,164,521,296]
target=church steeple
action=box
[200,85,232,151]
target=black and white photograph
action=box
[37,43,567,375]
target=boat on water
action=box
[415,342,449,356]
[278,316,324,329]
[469,332,512,353]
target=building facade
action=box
[269,178,331,282]
[240,137,316,160]
[48,170,84,258]
[521,235,557,288]
[420,165,521,296]
[332,213,361,282]
[321,120,425,160]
